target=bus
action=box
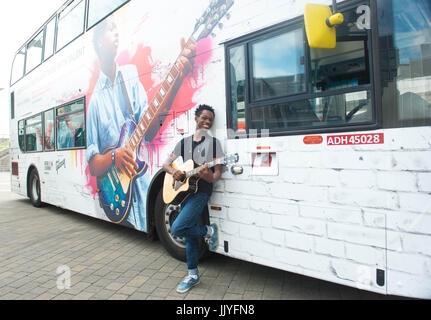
[8,0,431,299]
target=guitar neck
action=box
[127,37,196,152]
[126,0,235,152]
[186,158,224,178]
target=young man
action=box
[163,104,223,293]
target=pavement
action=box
[0,171,404,301]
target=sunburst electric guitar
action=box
[97,0,235,223]
[163,153,239,205]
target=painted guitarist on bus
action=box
[162,104,224,293]
[86,17,196,230]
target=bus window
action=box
[44,16,56,60]
[226,3,375,135]
[44,109,55,151]
[11,47,26,85]
[251,27,306,101]
[10,92,15,120]
[26,30,44,74]
[229,45,246,132]
[311,41,369,92]
[56,99,85,150]
[87,0,128,29]
[383,0,431,127]
[25,115,43,153]
[309,8,372,124]
[56,0,85,51]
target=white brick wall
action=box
[418,173,431,192]
[209,127,431,298]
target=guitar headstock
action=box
[222,153,239,166]
[193,0,234,41]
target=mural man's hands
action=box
[115,146,138,179]
[177,37,196,79]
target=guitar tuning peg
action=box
[226,12,231,20]
[211,32,216,38]
[218,23,223,30]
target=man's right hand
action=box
[114,147,138,178]
[173,170,186,182]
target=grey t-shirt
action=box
[172,134,224,195]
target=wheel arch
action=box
[26,164,39,198]
[146,168,166,237]
[146,168,211,235]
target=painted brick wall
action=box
[209,127,431,298]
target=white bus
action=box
[9,0,431,299]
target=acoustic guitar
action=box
[163,153,239,205]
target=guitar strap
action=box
[213,137,216,160]
[118,71,137,206]
[118,71,135,122]
[181,137,185,160]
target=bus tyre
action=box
[29,169,42,208]
[154,189,208,262]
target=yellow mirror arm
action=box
[326,13,344,27]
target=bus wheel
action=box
[29,169,42,207]
[154,189,208,262]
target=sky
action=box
[0,0,66,137]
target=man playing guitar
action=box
[162,104,223,293]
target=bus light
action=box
[11,162,18,176]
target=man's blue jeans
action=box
[171,192,210,271]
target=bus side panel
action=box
[201,0,388,296]
[385,127,431,298]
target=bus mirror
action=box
[304,4,344,49]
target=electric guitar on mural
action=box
[97,0,235,223]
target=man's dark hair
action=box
[195,104,215,117]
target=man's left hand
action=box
[198,164,213,183]
[177,37,196,79]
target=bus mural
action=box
[9,0,431,299]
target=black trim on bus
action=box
[10,92,15,120]
[369,0,383,129]
[25,30,45,77]
[10,46,26,86]
[43,15,57,63]
[43,108,56,153]
[86,0,131,32]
